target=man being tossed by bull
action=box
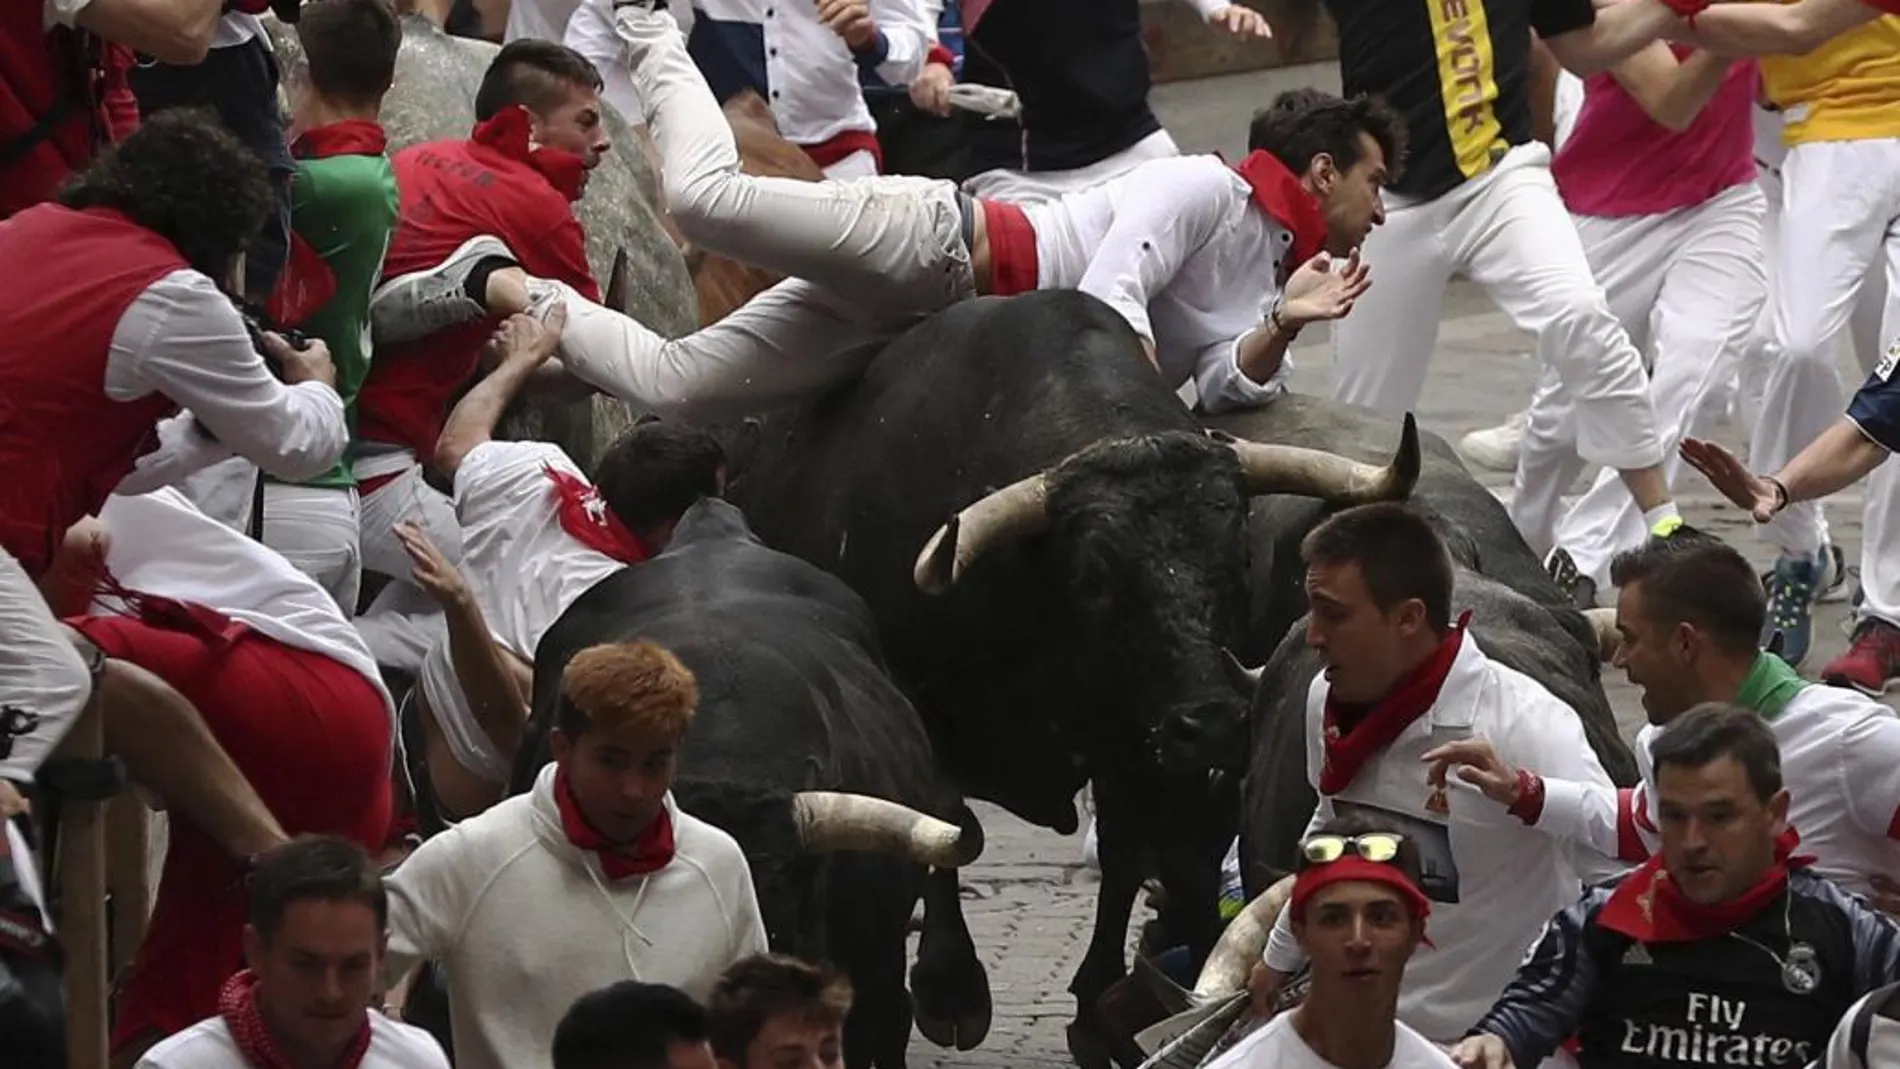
[1453,704,1900,1069]
[367,1,1396,420]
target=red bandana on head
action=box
[292,119,388,160]
[1228,150,1329,278]
[1598,827,1814,944]
[554,768,677,879]
[1318,611,1471,796]
[544,465,653,564]
[1291,855,1434,946]
[219,969,372,1069]
[473,106,589,203]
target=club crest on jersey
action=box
[1876,335,1900,382]
[1782,943,1820,994]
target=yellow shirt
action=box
[1760,6,1900,145]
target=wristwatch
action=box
[1764,475,1791,516]
[1268,296,1303,342]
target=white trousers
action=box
[1514,184,1769,576]
[553,7,976,420]
[355,463,460,673]
[1750,137,1900,625]
[960,127,1181,204]
[1330,142,1664,471]
[0,549,91,783]
[257,482,362,615]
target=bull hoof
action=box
[909,957,992,1051]
[1065,1019,1114,1069]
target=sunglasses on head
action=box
[1300,832,1405,865]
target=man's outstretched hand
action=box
[1679,437,1779,522]
[1283,248,1371,326]
[1209,5,1272,38]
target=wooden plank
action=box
[1141,0,1338,83]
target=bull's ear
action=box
[1222,648,1263,696]
[604,246,632,311]
[916,513,962,594]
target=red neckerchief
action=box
[960,0,993,32]
[292,119,388,160]
[265,230,338,329]
[472,106,588,203]
[218,969,372,1069]
[1318,611,1471,796]
[1598,828,1814,944]
[554,767,677,879]
[544,465,653,564]
[1228,150,1329,279]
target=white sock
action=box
[1643,502,1682,535]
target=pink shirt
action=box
[1553,51,1759,218]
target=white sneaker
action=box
[1459,410,1528,473]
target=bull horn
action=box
[913,472,1050,594]
[1227,413,1421,504]
[1583,607,1621,663]
[605,247,632,311]
[792,791,982,869]
[1191,875,1295,1001]
[1222,648,1263,696]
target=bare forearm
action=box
[1778,420,1890,504]
[1235,323,1295,387]
[439,595,529,764]
[1671,0,1873,55]
[73,0,221,64]
[434,358,545,478]
[1620,48,1736,129]
[1549,0,1684,76]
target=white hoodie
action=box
[382,764,768,1069]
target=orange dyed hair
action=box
[556,641,699,739]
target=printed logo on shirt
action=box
[1623,941,1653,967]
[1617,992,1816,1067]
[1332,800,1461,903]
[0,706,40,761]
[1875,335,1900,382]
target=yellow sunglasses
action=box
[1300,832,1405,865]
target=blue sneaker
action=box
[1762,549,1831,669]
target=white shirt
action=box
[88,488,397,730]
[566,0,933,147]
[454,440,626,663]
[1204,1013,1459,1069]
[1536,681,1900,901]
[383,764,769,1069]
[1262,636,1626,1044]
[414,440,625,783]
[109,271,350,494]
[136,1010,449,1069]
[1023,154,1296,413]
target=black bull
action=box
[1198,396,1640,892]
[724,290,1420,1066]
[507,499,991,1069]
